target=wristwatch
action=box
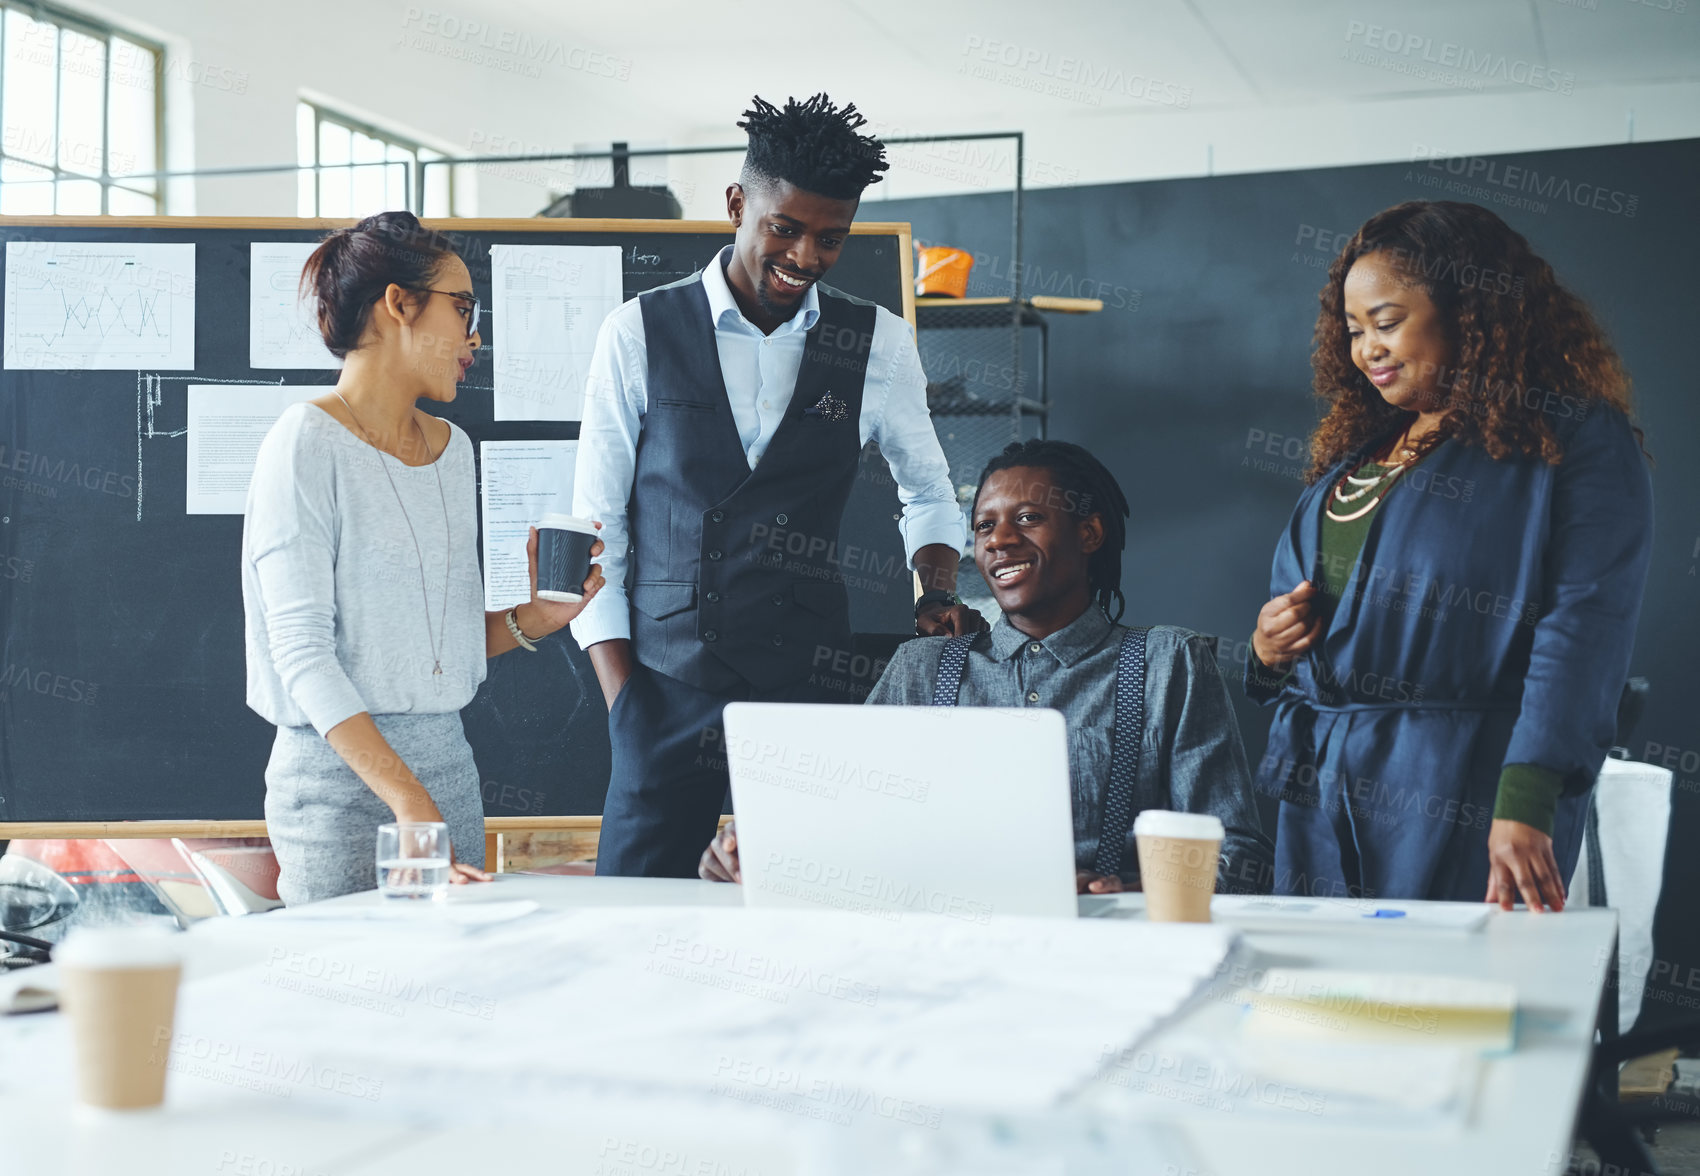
[505,606,539,652]
[914,590,958,620]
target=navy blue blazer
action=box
[1249,405,1653,901]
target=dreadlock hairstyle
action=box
[737,93,889,200]
[973,440,1131,624]
[1306,200,1639,483]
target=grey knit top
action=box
[242,402,486,735]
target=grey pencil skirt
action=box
[264,713,486,907]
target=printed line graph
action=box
[11,273,173,352]
[4,241,195,370]
[249,241,339,369]
[251,290,326,361]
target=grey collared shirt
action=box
[865,609,1272,891]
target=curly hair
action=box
[738,93,888,200]
[1305,200,1637,482]
[974,439,1130,623]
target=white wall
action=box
[80,0,684,216]
[72,0,1700,219]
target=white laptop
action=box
[723,702,1087,920]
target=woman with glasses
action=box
[241,211,605,906]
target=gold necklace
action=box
[1395,417,1444,460]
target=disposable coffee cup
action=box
[536,513,598,603]
[1133,811,1224,924]
[56,927,182,1110]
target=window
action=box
[297,102,460,218]
[0,2,164,215]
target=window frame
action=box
[0,0,166,215]
[298,101,458,218]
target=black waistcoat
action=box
[627,270,876,692]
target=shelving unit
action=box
[913,294,1102,611]
[914,294,1101,496]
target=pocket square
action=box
[805,393,849,422]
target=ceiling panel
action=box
[445,0,1699,140]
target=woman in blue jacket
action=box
[1246,200,1652,910]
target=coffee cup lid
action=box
[55,926,180,969]
[1133,810,1224,840]
[537,513,597,533]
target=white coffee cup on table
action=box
[56,927,182,1110]
[1133,810,1224,923]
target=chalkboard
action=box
[0,217,917,824]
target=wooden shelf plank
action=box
[916,295,1102,313]
[0,815,609,839]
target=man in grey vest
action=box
[571,94,978,877]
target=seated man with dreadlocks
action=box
[701,439,1273,894]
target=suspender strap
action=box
[1091,626,1150,878]
[930,635,975,706]
[931,625,1150,878]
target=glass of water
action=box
[376,822,451,901]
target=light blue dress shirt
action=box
[570,245,966,649]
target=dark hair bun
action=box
[298,211,459,358]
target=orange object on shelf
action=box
[916,245,974,298]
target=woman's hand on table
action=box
[450,861,493,885]
[389,800,492,884]
[1484,818,1565,912]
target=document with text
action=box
[479,439,578,610]
[490,244,622,421]
[185,384,319,514]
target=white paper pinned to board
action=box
[479,439,578,610]
[490,244,622,421]
[185,384,319,514]
[4,241,196,370]
[249,242,341,369]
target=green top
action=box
[1250,456,1564,835]
[1315,460,1393,598]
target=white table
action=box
[0,876,1614,1175]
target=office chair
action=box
[1577,678,1697,1176]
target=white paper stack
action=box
[163,907,1236,1128]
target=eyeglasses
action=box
[415,288,482,339]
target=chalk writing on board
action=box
[133,373,285,521]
